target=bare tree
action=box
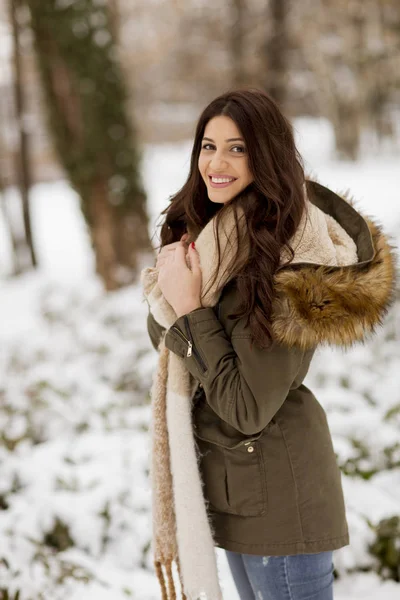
[293,0,399,159]
[263,0,289,108]
[26,0,152,290]
[9,0,37,267]
[230,0,248,87]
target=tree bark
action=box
[332,101,361,161]
[263,0,288,107]
[9,0,37,268]
[87,176,120,291]
[27,0,152,289]
[230,0,248,87]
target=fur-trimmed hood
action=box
[272,180,397,350]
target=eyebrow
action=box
[202,137,244,142]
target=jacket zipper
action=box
[170,325,193,357]
[170,317,207,373]
[183,315,207,372]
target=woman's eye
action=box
[201,144,246,153]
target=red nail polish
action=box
[191,242,195,249]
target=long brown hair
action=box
[158,88,306,348]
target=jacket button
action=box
[247,446,254,453]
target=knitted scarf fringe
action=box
[154,557,187,600]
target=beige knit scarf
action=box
[140,195,358,600]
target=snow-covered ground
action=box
[0,119,399,599]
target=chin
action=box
[211,198,233,205]
[208,192,236,204]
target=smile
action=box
[208,176,237,188]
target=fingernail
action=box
[191,242,195,249]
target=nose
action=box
[209,150,228,171]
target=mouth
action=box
[208,175,237,189]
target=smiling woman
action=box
[198,116,254,202]
[158,89,306,349]
[141,88,396,600]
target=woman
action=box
[142,88,396,600]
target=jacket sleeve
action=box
[164,307,305,435]
[146,308,166,351]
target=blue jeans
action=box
[225,550,334,600]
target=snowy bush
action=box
[1,132,399,597]
[369,516,400,582]
[0,281,160,599]
[305,287,400,580]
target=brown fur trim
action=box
[272,197,398,350]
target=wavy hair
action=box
[158,88,306,348]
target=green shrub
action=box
[369,515,400,582]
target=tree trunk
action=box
[0,184,20,276]
[88,177,120,291]
[332,101,361,161]
[9,0,37,268]
[26,0,152,289]
[230,0,248,87]
[263,0,288,107]
[113,199,152,276]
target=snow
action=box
[0,119,399,598]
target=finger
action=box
[157,249,175,266]
[159,246,177,258]
[159,241,184,257]
[159,241,183,252]
[181,235,190,250]
[174,244,187,264]
[188,243,201,271]
[156,256,166,268]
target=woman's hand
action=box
[157,236,202,318]
[155,233,189,270]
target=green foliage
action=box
[43,517,74,552]
[384,403,400,422]
[369,516,400,582]
[339,437,400,479]
[0,589,21,600]
[26,0,146,221]
[340,437,378,480]
[0,495,9,510]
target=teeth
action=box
[211,177,235,183]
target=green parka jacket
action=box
[146,181,396,556]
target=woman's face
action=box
[198,115,254,204]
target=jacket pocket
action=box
[195,432,267,517]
